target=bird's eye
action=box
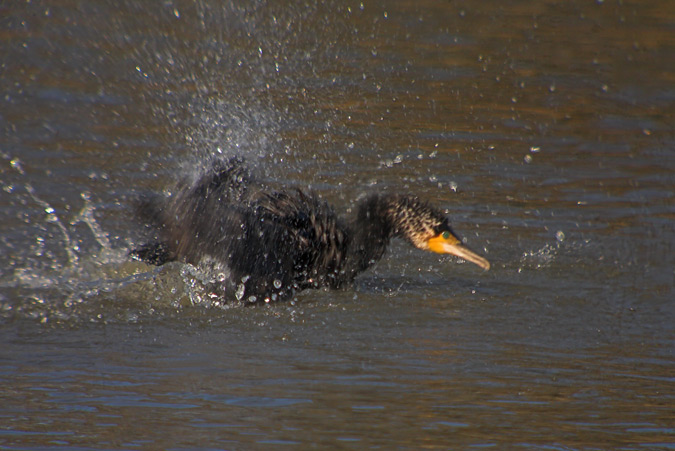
[442,231,450,240]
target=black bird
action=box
[132,158,490,303]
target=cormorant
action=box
[132,158,490,303]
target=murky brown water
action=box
[1,0,673,449]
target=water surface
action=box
[1,0,673,449]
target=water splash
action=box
[1,157,176,323]
[70,192,113,250]
[25,184,80,266]
[518,230,567,271]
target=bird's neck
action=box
[341,195,400,278]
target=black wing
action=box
[131,159,347,300]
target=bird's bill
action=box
[427,233,491,270]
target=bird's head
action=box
[389,197,490,271]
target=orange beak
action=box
[427,232,490,270]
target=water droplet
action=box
[273,279,282,289]
[10,158,24,174]
[248,296,257,303]
[235,284,245,301]
[556,231,565,242]
[524,155,533,164]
